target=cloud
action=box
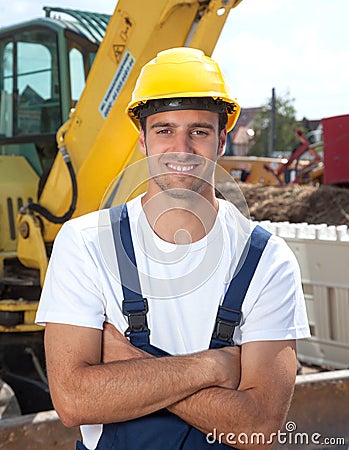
[214,7,349,119]
[214,31,294,104]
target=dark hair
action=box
[136,97,230,134]
[218,112,228,132]
[140,112,228,135]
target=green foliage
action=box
[249,91,299,156]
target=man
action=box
[36,48,310,449]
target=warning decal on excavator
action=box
[99,50,135,119]
[113,44,126,64]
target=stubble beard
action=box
[152,173,210,199]
[149,153,216,200]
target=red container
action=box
[322,114,349,185]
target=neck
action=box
[141,189,219,244]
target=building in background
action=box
[226,107,261,156]
[226,108,322,157]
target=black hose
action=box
[24,148,78,224]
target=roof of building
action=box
[229,107,262,142]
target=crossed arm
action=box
[45,322,297,449]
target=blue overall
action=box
[76,204,271,450]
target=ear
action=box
[139,127,147,155]
[218,128,227,157]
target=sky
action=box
[0,0,348,121]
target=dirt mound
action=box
[218,183,349,226]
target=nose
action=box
[174,131,193,155]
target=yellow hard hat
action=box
[127,47,240,132]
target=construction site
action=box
[0,0,348,448]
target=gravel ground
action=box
[217,182,349,226]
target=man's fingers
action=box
[102,322,151,363]
[222,345,241,355]
[103,322,128,341]
[212,345,241,390]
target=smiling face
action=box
[139,109,226,202]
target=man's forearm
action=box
[169,386,257,431]
[53,352,220,427]
[168,387,278,449]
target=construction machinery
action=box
[262,129,324,185]
[218,128,324,185]
[0,0,243,415]
[219,113,349,187]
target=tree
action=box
[249,91,299,157]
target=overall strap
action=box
[210,225,272,349]
[109,204,150,345]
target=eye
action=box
[192,129,209,136]
[156,128,172,135]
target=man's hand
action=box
[211,345,241,390]
[102,322,150,363]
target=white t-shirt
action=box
[36,196,310,449]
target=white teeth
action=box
[167,163,194,172]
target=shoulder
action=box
[58,196,142,242]
[54,195,143,250]
[262,232,301,273]
[52,207,125,270]
[60,209,102,235]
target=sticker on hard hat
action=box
[99,51,135,119]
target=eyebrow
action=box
[150,122,215,130]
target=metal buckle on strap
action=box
[212,307,242,344]
[122,298,149,336]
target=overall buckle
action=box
[122,298,150,336]
[212,307,242,344]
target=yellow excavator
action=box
[0,0,243,415]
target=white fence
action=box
[259,221,349,369]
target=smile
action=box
[166,163,196,172]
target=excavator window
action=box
[65,30,98,108]
[69,48,85,103]
[0,40,13,138]
[0,27,61,139]
[0,21,99,181]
